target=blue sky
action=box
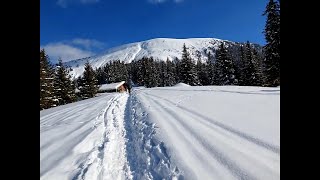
[41,0,268,62]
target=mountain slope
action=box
[65,38,237,79]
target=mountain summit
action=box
[65,38,240,78]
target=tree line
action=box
[40,0,279,110]
[40,49,99,110]
[94,41,265,88]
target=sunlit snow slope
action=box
[40,85,280,180]
[65,38,232,78]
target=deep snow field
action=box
[40,85,280,180]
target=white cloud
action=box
[71,38,104,50]
[41,43,94,63]
[57,0,99,8]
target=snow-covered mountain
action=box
[65,38,238,78]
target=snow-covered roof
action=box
[173,83,191,87]
[99,81,125,91]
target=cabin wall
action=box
[117,85,127,93]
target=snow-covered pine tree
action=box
[40,49,58,110]
[180,44,199,86]
[174,57,181,83]
[119,61,129,82]
[154,60,162,87]
[96,65,108,85]
[241,41,259,86]
[143,58,151,87]
[159,60,167,87]
[75,76,82,89]
[166,58,176,86]
[213,43,238,85]
[138,58,146,86]
[113,60,120,82]
[207,51,215,85]
[79,62,99,99]
[263,0,280,86]
[252,48,264,86]
[196,59,210,86]
[53,58,76,105]
[114,60,126,82]
[180,44,190,84]
[236,45,246,85]
[144,57,158,88]
[108,61,116,83]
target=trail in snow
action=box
[41,85,279,180]
[99,94,132,180]
[71,94,133,180]
[124,93,183,180]
[40,92,179,180]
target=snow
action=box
[40,85,280,180]
[99,81,125,91]
[173,82,191,87]
[65,38,232,78]
[132,85,280,180]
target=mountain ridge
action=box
[65,38,261,78]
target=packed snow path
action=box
[40,86,280,180]
[40,92,181,180]
[40,93,133,180]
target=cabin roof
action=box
[99,81,125,91]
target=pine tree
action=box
[174,57,181,83]
[235,45,246,86]
[180,44,199,85]
[263,0,280,86]
[252,48,264,86]
[40,49,58,110]
[242,41,259,86]
[53,58,77,105]
[144,57,158,88]
[108,61,116,83]
[207,51,215,85]
[118,61,129,82]
[154,60,162,87]
[166,58,176,86]
[213,43,238,85]
[196,59,209,85]
[159,60,167,86]
[79,62,99,99]
[96,66,108,85]
[136,58,146,86]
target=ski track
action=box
[40,86,279,180]
[133,88,280,180]
[40,94,115,179]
